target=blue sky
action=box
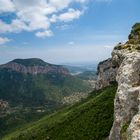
[0,0,140,65]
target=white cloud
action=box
[35,30,53,38]
[95,0,112,2]
[0,0,89,38]
[0,19,28,33]
[75,0,89,3]
[49,0,71,10]
[50,8,83,22]
[0,0,15,13]
[58,8,83,22]
[0,37,11,45]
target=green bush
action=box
[132,23,140,32]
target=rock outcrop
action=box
[109,50,140,140]
[95,58,118,90]
[96,23,140,140]
[108,23,140,140]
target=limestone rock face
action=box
[109,23,140,140]
[0,60,70,75]
[109,51,140,140]
[96,23,140,140]
[95,58,118,90]
[95,49,140,140]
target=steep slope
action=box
[2,84,117,140]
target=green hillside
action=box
[0,59,91,107]
[0,68,90,107]
[76,71,97,80]
[2,84,117,140]
[0,59,92,138]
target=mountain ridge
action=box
[0,58,91,109]
[0,58,70,75]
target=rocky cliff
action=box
[0,58,70,75]
[95,58,118,90]
[96,23,140,140]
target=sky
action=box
[0,0,140,65]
